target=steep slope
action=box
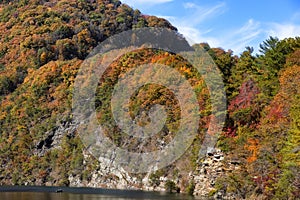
[0,0,299,199]
[0,0,213,192]
[0,0,176,96]
[0,0,183,186]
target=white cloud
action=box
[181,2,226,25]
[158,2,299,54]
[266,23,300,39]
[225,19,263,53]
[183,2,197,9]
[173,16,300,54]
[225,20,300,54]
[176,18,263,54]
[162,2,226,48]
[121,0,173,7]
[176,26,221,47]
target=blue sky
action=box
[121,0,300,54]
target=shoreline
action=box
[0,185,198,199]
[0,185,150,194]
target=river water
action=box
[0,186,200,200]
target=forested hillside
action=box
[203,38,300,199]
[0,0,299,199]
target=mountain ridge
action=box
[0,0,299,199]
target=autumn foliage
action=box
[0,0,299,199]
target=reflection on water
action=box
[0,186,198,200]
[0,192,149,200]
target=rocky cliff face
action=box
[69,147,241,199]
[30,119,236,198]
[31,119,238,198]
[192,149,240,199]
[1,1,299,200]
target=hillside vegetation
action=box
[0,0,299,199]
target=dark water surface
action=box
[0,186,199,200]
